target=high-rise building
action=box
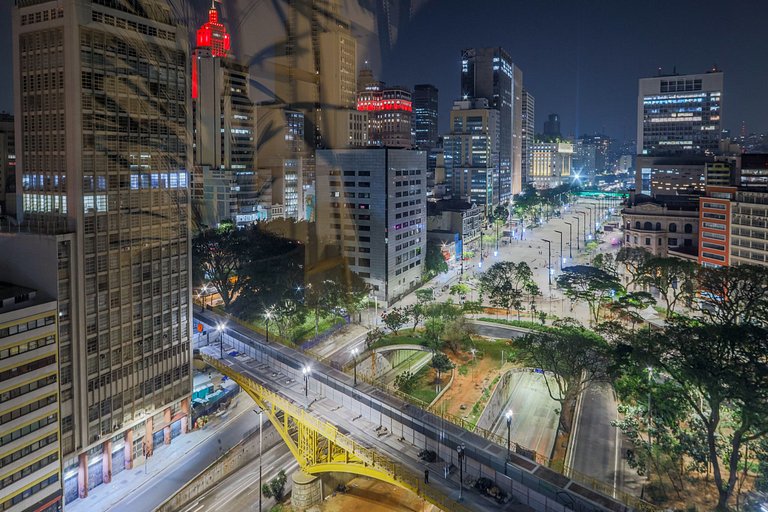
[574,134,611,184]
[461,47,523,200]
[521,90,535,187]
[637,70,723,156]
[274,0,357,150]
[443,99,500,214]
[531,142,573,189]
[0,283,62,512]
[698,186,735,268]
[12,0,192,504]
[0,113,15,217]
[192,4,258,229]
[357,82,413,148]
[315,148,426,305]
[730,188,768,266]
[543,114,561,140]
[413,84,439,151]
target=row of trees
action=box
[511,183,575,225]
[520,259,768,510]
[478,261,540,320]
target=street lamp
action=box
[583,206,595,236]
[265,309,273,344]
[505,409,513,462]
[216,322,226,359]
[256,409,264,512]
[554,230,563,270]
[351,348,359,386]
[542,239,552,286]
[494,221,500,257]
[563,221,574,259]
[647,366,653,449]
[575,211,587,246]
[302,365,312,396]
[571,216,581,251]
[457,443,465,501]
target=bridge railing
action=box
[201,354,476,512]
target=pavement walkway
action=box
[66,388,256,512]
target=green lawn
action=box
[370,332,424,350]
[403,365,439,404]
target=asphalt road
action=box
[492,371,560,459]
[178,443,297,512]
[108,407,259,512]
[567,383,642,497]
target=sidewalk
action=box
[66,391,256,512]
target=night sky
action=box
[2,0,767,141]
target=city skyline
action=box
[2,0,768,139]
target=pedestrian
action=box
[424,469,429,484]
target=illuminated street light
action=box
[303,365,312,396]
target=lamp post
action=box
[571,216,581,251]
[351,348,359,386]
[258,409,263,512]
[457,444,465,501]
[576,211,587,246]
[542,239,552,286]
[479,229,484,269]
[584,206,594,237]
[505,409,513,463]
[216,323,226,359]
[647,367,653,449]
[303,365,311,396]
[494,221,499,257]
[554,230,564,270]
[265,309,272,344]
[564,221,574,259]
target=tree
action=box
[449,283,470,301]
[261,470,287,501]
[365,327,385,349]
[424,244,449,279]
[493,204,510,224]
[516,326,612,432]
[631,319,768,510]
[441,315,474,353]
[615,247,652,289]
[639,257,697,318]
[406,303,425,332]
[478,261,533,319]
[609,291,656,331]
[381,307,409,335]
[431,352,454,386]
[557,265,623,326]
[696,264,768,326]
[191,225,247,309]
[394,370,417,393]
[270,299,306,341]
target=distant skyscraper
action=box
[444,99,500,213]
[192,4,258,229]
[461,47,523,200]
[357,80,413,148]
[413,84,439,150]
[13,0,192,504]
[274,0,357,149]
[531,142,573,190]
[543,114,561,139]
[637,70,723,156]
[521,90,535,187]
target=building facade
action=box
[0,114,15,217]
[698,187,734,267]
[12,0,192,504]
[530,142,573,190]
[460,47,523,200]
[443,99,500,214]
[739,154,768,189]
[413,84,439,151]
[315,149,426,305]
[730,189,768,267]
[637,70,723,156]
[520,90,534,187]
[635,155,709,196]
[0,284,61,512]
[621,196,699,257]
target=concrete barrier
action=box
[153,424,282,512]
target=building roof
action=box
[429,198,476,214]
